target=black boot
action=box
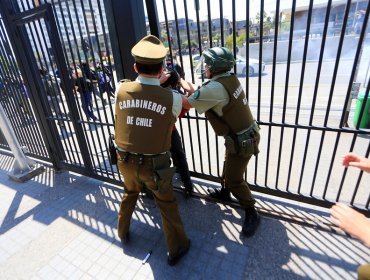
[183,182,194,199]
[120,231,130,246]
[207,187,232,202]
[242,207,260,237]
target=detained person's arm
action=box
[179,78,196,95]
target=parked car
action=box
[232,56,265,76]
[194,55,265,77]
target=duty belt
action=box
[236,121,258,136]
[117,150,170,166]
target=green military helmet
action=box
[202,47,235,72]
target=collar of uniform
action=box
[211,72,230,81]
[136,75,160,86]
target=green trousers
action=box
[358,264,370,280]
[222,150,256,208]
[116,152,188,257]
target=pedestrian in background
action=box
[40,67,64,127]
[114,35,190,266]
[73,67,97,121]
[331,152,370,280]
[179,46,261,237]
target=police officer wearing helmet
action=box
[180,46,261,237]
[115,35,190,266]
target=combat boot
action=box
[167,239,191,266]
[207,187,232,202]
[183,182,194,199]
[120,231,130,246]
[242,207,260,237]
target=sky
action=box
[154,0,352,22]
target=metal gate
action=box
[0,0,369,210]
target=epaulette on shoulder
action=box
[202,80,211,86]
[119,79,132,84]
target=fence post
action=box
[0,103,44,182]
[145,0,161,38]
[105,0,147,80]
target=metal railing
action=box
[0,0,368,210]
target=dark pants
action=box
[170,129,192,188]
[116,151,188,257]
[80,92,96,120]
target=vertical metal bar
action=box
[145,0,161,38]
[313,0,352,198]
[85,0,114,176]
[323,132,341,199]
[162,0,173,58]
[172,0,184,69]
[257,0,263,121]
[275,0,296,188]
[347,82,370,204]
[336,134,357,202]
[206,0,212,48]
[52,0,94,170]
[245,0,249,97]
[187,115,196,171]
[323,0,351,127]
[103,0,124,80]
[183,0,195,84]
[6,21,46,157]
[108,0,146,80]
[0,23,40,155]
[286,0,313,190]
[1,5,65,167]
[8,35,44,156]
[195,0,202,57]
[94,0,117,117]
[232,0,236,71]
[298,0,332,194]
[219,0,224,46]
[265,0,280,187]
[33,17,70,163]
[53,0,83,166]
[94,0,120,180]
[78,0,107,175]
[342,2,370,129]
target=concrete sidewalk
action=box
[0,153,369,280]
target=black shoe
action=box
[120,231,130,246]
[184,183,194,199]
[168,239,191,266]
[207,188,232,202]
[242,207,260,237]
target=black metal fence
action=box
[0,0,369,210]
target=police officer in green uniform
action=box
[180,47,261,236]
[115,35,190,266]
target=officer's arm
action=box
[181,95,192,110]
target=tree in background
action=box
[255,11,274,35]
[225,31,246,50]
